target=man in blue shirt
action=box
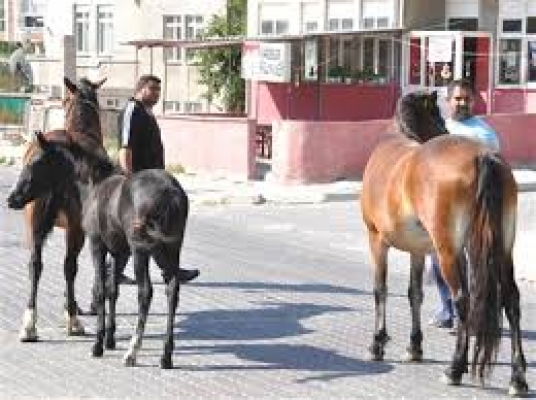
[429,79,501,329]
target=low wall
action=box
[271,114,536,184]
[157,115,256,180]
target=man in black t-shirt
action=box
[118,75,165,173]
[115,75,199,285]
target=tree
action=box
[196,0,246,113]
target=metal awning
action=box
[120,27,406,50]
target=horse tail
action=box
[467,152,505,381]
[141,187,189,244]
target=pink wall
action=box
[251,82,400,125]
[271,114,536,184]
[491,89,536,114]
[157,115,256,180]
[271,119,396,184]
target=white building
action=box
[28,0,226,114]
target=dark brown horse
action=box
[361,91,528,396]
[14,76,106,341]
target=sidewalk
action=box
[178,169,536,206]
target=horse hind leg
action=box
[64,224,85,336]
[437,249,470,386]
[502,256,529,397]
[124,250,152,367]
[367,229,390,361]
[105,253,129,350]
[405,253,425,362]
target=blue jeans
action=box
[430,253,456,321]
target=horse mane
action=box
[67,142,121,184]
[395,91,448,143]
[64,78,103,152]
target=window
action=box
[20,0,45,29]
[304,21,318,33]
[302,3,320,34]
[97,5,113,55]
[260,20,289,36]
[499,38,521,84]
[164,101,181,113]
[527,40,536,82]
[502,19,522,33]
[527,17,536,34]
[164,15,182,61]
[0,1,5,31]
[448,18,478,31]
[362,0,394,29]
[184,101,202,113]
[75,5,90,53]
[185,15,204,61]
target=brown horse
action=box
[16,76,106,341]
[360,91,528,396]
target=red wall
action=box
[157,115,256,180]
[271,114,536,184]
[252,82,400,125]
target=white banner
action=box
[241,41,292,83]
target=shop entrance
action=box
[403,31,492,115]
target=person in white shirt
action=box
[429,79,501,329]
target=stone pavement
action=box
[0,166,535,399]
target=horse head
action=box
[7,131,118,210]
[395,91,448,143]
[63,76,107,147]
[7,132,75,210]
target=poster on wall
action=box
[241,41,292,82]
[303,39,318,81]
[427,37,453,63]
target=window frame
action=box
[97,4,114,56]
[74,5,91,55]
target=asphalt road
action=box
[0,165,534,399]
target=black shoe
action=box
[118,273,136,285]
[177,268,200,283]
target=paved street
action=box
[0,165,534,399]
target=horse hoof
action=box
[19,328,38,342]
[105,338,116,350]
[405,348,423,362]
[441,371,462,386]
[123,354,136,367]
[160,357,173,369]
[369,352,384,361]
[92,344,104,358]
[66,315,85,336]
[508,379,529,397]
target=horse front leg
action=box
[406,253,425,362]
[502,257,528,397]
[20,239,44,342]
[64,224,85,335]
[124,250,152,367]
[90,236,107,358]
[367,229,390,361]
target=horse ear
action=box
[93,77,107,88]
[35,131,50,150]
[430,90,438,103]
[64,77,77,94]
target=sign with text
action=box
[242,41,291,82]
[427,36,453,63]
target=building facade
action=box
[245,0,536,123]
[6,0,227,115]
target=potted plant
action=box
[327,65,344,83]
